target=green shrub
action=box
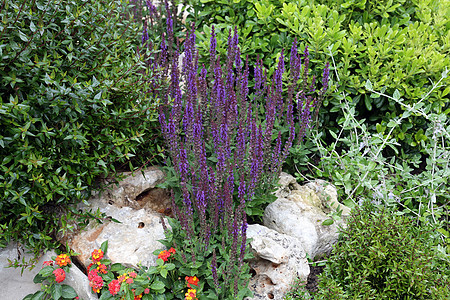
[311,202,450,299]
[0,0,165,258]
[179,0,449,155]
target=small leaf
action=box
[322,219,334,226]
[18,31,28,42]
[365,79,373,90]
[100,240,108,253]
[393,89,400,100]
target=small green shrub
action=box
[311,202,450,299]
[0,0,165,258]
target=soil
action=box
[305,264,325,295]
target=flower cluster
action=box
[87,249,108,294]
[185,276,199,299]
[26,252,80,299]
[91,249,104,262]
[88,269,104,293]
[157,247,176,262]
[55,253,71,267]
[45,253,72,283]
[53,268,66,283]
[185,288,198,300]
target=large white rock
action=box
[245,224,310,300]
[0,242,96,300]
[60,167,172,269]
[263,173,351,259]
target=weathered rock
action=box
[60,167,171,269]
[245,224,310,300]
[0,242,96,300]
[264,172,351,259]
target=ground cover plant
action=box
[0,0,166,261]
[284,202,450,299]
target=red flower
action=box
[129,271,137,278]
[108,279,121,295]
[43,261,53,266]
[168,247,176,254]
[88,269,99,281]
[91,249,104,262]
[53,268,66,283]
[185,276,199,287]
[89,274,104,293]
[157,249,173,262]
[126,277,134,284]
[144,288,150,294]
[55,254,71,267]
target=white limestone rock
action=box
[245,224,310,300]
[263,172,351,259]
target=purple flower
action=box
[142,21,149,45]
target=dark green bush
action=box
[0,0,165,257]
[179,0,449,154]
[310,203,450,299]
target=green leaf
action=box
[30,291,45,300]
[322,219,334,226]
[365,80,373,90]
[51,284,62,300]
[160,268,168,278]
[18,30,28,42]
[39,266,54,277]
[33,273,47,284]
[100,240,108,254]
[150,280,165,291]
[61,285,78,299]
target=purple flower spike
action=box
[142,20,149,45]
[322,62,330,92]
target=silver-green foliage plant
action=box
[292,61,450,251]
[285,63,450,300]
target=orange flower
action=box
[158,248,175,262]
[185,276,199,287]
[55,254,71,267]
[91,249,104,262]
[97,263,107,274]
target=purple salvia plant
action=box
[157,21,329,296]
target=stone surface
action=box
[264,172,351,259]
[60,167,171,269]
[0,242,96,300]
[245,224,310,300]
